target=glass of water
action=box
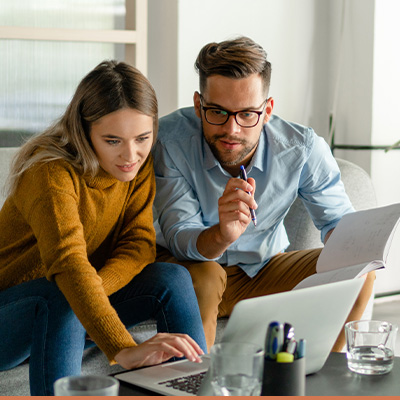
[54,375,119,396]
[209,342,264,396]
[345,320,398,375]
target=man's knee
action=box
[186,261,227,297]
[155,246,227,299]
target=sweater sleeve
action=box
[97,155,156,296]
[14,161,136,362]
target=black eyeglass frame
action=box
[199,94,268,128]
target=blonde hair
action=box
[6,60,158,195]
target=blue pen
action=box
[295,338,306,359]
[239,165,257,227]
[265,321,284,360]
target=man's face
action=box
[194,74,273,176]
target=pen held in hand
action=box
[239,165,257,227]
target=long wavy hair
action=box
[6,60,158,196]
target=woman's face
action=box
[90,108,153,182]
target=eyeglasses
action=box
[200,95,267,128]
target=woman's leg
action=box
[109,262,207,354]
[0,278,86,396]
[156,246,226,351]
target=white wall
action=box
[371,0,400,207]
[329,0,375,174]
[327,0,400,208]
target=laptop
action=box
[115,278,364,396]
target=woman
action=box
[0,60,206,396]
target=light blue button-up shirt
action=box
[153,107,354,278]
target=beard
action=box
[205,133,259,167]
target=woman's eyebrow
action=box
[100,131,153,139]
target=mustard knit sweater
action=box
[0,155,156,362]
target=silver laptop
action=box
[115,279,363,396]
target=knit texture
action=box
[0,155,156,361]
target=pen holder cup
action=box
[261,357,306,396]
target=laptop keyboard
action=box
[158,371,206,394]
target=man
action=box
[153,36,375,351]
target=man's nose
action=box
[224,114,241,133]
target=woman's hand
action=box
[114,332,204,370]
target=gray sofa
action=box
[0,147,376,396]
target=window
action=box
[0,0,147,146]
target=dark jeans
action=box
[0,262,206,395]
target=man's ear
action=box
[193,91,202,118]
[263,97,274,123]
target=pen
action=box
[239,165,257,227]
[283,322,295,351]
[295,338,306,359]
[265,321,284,360]
[285,338,297,355]
[276,352,294,363]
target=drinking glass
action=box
[345,320,398,375]
[54,375,120,396]
[209,342,264,396]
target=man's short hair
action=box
[195,36,272,96]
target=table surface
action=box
[117,352,400,396]
[306,352,400,396]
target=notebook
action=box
[115,278,364,396]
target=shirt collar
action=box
[249,127,266,173]
[203,136,220,171]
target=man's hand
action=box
[114,332,204,370]
[218,177,257,241]
[324,228,334,244]
[196,177,257,259]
